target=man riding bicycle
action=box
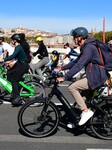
[55,27,108,126]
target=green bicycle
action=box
[0,63,46,103]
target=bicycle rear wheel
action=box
[20,81,46,99]
[18,98,60,138]
[90,100,112,140]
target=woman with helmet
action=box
[55,27,108,127]
[19,33,32,63]
[47,50,60,70]
[30,36,49,80]
[4,33,29,106]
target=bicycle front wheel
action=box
[90,100,112,140]
[20,81,46,98]
[18,98,60,138]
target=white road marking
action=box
[2,101,73,106]
[87,149,112,150]
[2,101,10,104]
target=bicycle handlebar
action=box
[45,70,64,87]
[52,70,64,77]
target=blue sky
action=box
[0,0,112,34]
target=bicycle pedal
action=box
[67,123,75,129]
[22,97,30,103]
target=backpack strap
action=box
[89,42,105,73]
[89,63,93,72]
[97,47,105,68]
[89,48,105,72]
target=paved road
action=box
[0,84,112,150]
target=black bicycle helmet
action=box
[0,36,4,41]
[52,50,59,55]
[70,27,88,38]
[19,33,25,41]
[10,34,22,43]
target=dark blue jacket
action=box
[62,38,108,90]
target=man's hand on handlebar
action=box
[57,77,65,83]
[54,67,62,73]
[52,67,65,83]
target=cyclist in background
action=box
[62,42,79,62]
[0,36,14,61]
[19,33,32,63]
[61,42,84,80]
[107,40,112,78]
[30,36,49,80]
[55,27,108,126]
[48,50,60,70]
[0,45,4,62]
[4,34,29,106]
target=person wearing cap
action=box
[62,42,79,62]
[30,36,49,80]
[55,27,108,127]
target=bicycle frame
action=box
[46,83,78,121]
[45,80,109,125]
[0,75,34,97]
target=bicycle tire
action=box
[20,81,46,99]
[24,74,45,85]
[18,98,60,138]
[90,100,112,140]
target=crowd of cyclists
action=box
[0,27,112,127]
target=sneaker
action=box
[11,97,23,106]
[67,123,75,129]
[78,109,94,126]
